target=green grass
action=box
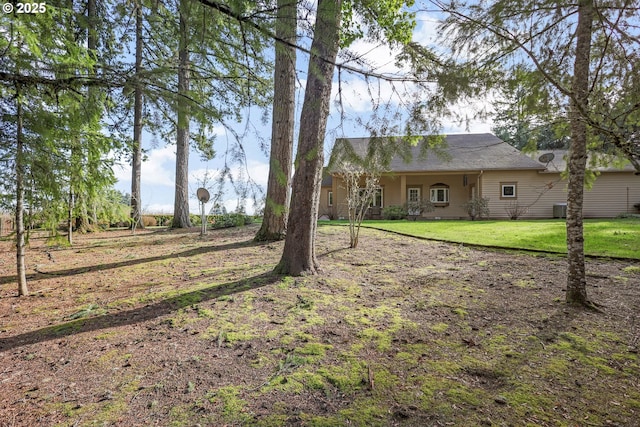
[331,218,640,259]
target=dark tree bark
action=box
[566,0,593,306]
[15,85,28,297]
[68,189,74,245]
[73,0,99,235]
[172,0,192,228]
[255,0,297,242]
[275,0,342,275]
[131,0,144,230]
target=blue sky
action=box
[111,11,494,215]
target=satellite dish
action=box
[538,152,555,164]
[196,188,210,203]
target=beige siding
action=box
[319,188,332,218]
[332,179,347,219]
[330,170,639,220]
[584,173,640,217]
[481,170,640,218]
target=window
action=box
[430,183,450,205]
[372,187,383,208]
[358,187,383,208]
[328,191,333,206]
[501,183,517,199]
[407,187,421,215]
[408,188,420,203]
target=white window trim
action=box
[408,187,421,203]
[430,187,450,204]
[358,186,383,208]
[370,187,383,208]
[407,187,421,215]
[328,191,333,206]
[501,183,517,199]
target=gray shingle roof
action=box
[528,150,638,173]
[331,133,545,173]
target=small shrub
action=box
[617,213,640,219]
[189,214,202,226]
[462,197,490,220]
[504,201,529,220]
[141,215,157,227]
[405,199,435,219]
[210,213,254,229]
[382,205,407,220]
[154,215,173,226]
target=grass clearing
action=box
[340,218,640,259]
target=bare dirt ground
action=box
[0,224,639,426]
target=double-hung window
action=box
[360,187,383,208]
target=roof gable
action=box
[330,133,545,173]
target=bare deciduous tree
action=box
[335,162,382,248]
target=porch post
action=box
[400,175,407,205]
[331,174,338,218]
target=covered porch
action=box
[329,171,484,220]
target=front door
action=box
[408,187,421,215]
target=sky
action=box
[111,10,494,215]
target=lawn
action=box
[350,218,640,259]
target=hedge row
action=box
[135,213,255,229]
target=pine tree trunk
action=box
[275,0,342,275]
[74,0,98,235]
[172,0,192,229]
[255,0,296,242]
[75,195,91,233]
[15,85,28,297]
[68,189,74,245]
[131,0,145,230]
[566,0,593,306]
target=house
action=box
[321,133,640,220]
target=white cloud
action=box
[143,203,174,215]
[189,167,221,187]
[244,159,270,187]
[413,11,441,47]
[113,145,176,188]
[112,160,131,185]
[344,40,404,76]
[142,146,176,187]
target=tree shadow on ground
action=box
[0,271,281,353]
[317,247,350,259]
[0,238,269,286]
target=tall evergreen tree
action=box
[255,0,297,241]
[172,0,193,228]
[565,0,593,305]
[275,0,416,275]
[134,0,272,228]
[275,0,343,275]
[131,0,145,230]
[437,0,640,306]
[1,3,119,295]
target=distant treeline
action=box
[129,213,255,229]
